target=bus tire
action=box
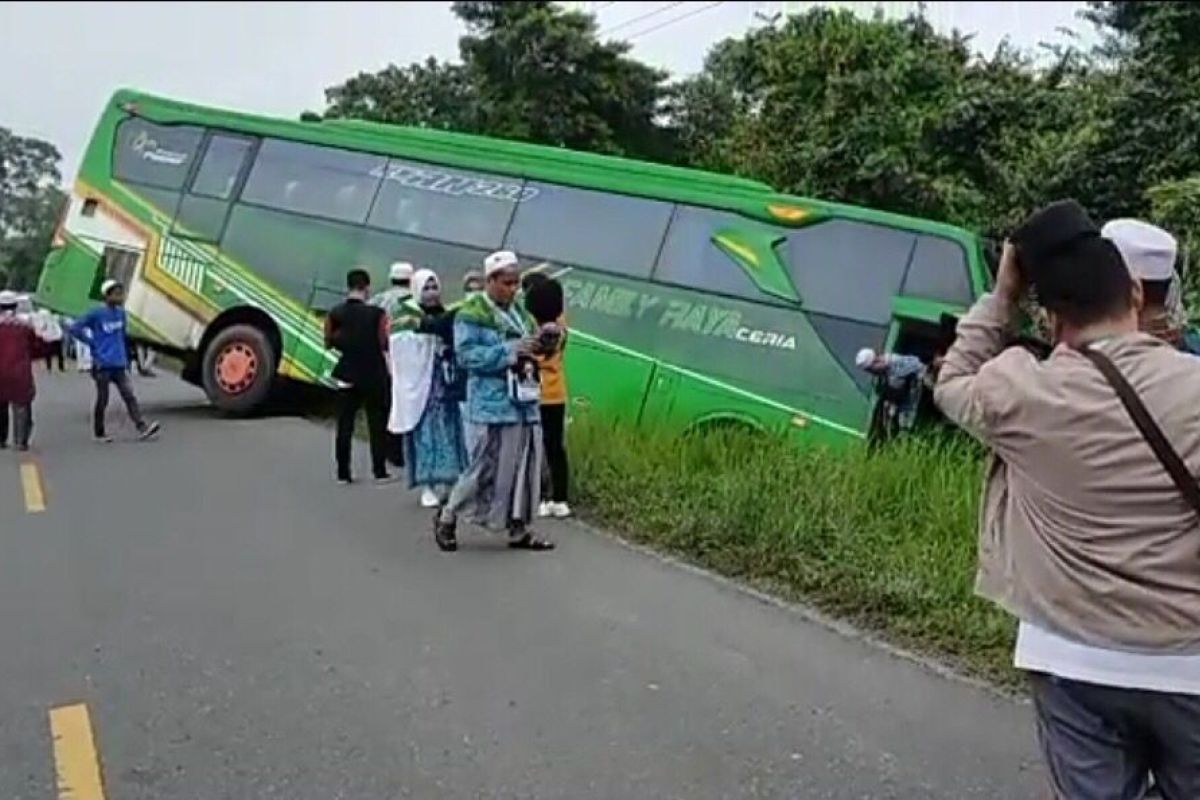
[201,324,276,415]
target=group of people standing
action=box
[0,280,159,451]
[324,250,571,553]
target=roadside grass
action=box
[568,416,1019,687]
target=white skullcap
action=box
[484,250,519,277]
[855,348,877,369]
[0,290,17,307]
[1101,219,1177,282]
[100,279,122,296]
[389,261,414,282]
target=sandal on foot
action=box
[508,533,556,551]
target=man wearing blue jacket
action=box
[70,280,160,443]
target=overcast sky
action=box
[0,1,1092,182]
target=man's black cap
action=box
[1011,199,1099,265]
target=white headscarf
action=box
[412,268,441,308]
[386,268,443,435]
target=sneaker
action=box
[138,421,161,440]
[94,434,114,444]
[420,488,440,508]
[373,473,397,486]
[336,475,353,485]
[550,502,572,519]
[537,501,554,518]
[16,443,30,453]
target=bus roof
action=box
[108,88,978,243]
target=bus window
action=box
[900,235,973,306]
[174,135,256,242]
[241,139,384,224]
[778,219,915,326]
[504,183,672,278]
[112,118,204,191]
[190,135,254,200]
[654,206,790,303]
[366,159,520,250]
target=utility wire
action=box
[600,1,687,36]
[623,1,725,41]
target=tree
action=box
[321,1,672,160]
[323,57,480,131]
[1078,1,1200,220]
[0,128,63,290]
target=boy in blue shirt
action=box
[70,280,160,442]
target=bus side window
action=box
[504,183,671,279]
[900,236,973,306]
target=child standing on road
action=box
[69,280,161,443]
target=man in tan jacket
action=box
[935,201,1200,799]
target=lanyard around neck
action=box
[486,296,528,336]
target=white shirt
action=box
[1015,621,1200,696]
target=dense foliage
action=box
[0,127,63,291]
[322,1,1200,298]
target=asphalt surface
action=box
[1,371,1044,799]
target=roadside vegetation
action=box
[568,416,1019,687]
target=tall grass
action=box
[569,417,1018,685]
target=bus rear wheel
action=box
[201,324,276,415]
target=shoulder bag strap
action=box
[1080,346,1200,518]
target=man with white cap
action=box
[433,250,555,552]
[69,280,160,443]
[371,261,415,323]
[371,261,417,468]
[1103,218,1199,355]
[0,290,50,451]
[855,347,928,436]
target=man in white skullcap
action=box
[1103,218,1199,355]
[433,250,555,553]
[370,261,416,324]
[369,261,417,468]
[855,347,928,436]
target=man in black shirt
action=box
[325,268,391,484]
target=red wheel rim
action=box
[214,342,258,395]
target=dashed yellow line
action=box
[49,703,107,799]
[20,460,46,513]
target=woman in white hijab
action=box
[387,269,469,507]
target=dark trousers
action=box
[44,341,64,371]
[387,432,405,468]
[334,382,389,480]
[1030,672,1200,799]
[540,402,569,502]
[93,367,145,437]
[0,403,33,448]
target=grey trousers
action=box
[440,421,542,534]
[1030,672,1200,799]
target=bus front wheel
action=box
[201,324,276,415]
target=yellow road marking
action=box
[49,703,107,800]
[20,460,46,513]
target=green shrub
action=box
[569,417,1018,686]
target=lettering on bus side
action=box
[562,276,797,351]
[368,163,538,203]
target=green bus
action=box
[38,89,990,444]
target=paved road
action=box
[1,372,1043,799]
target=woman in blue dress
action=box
[399,269,469,507]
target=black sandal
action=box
[434,514,457,552]
[508,533,556,551]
